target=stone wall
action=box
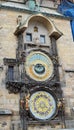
[51,17,74,127]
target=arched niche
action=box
[14,14,62,40]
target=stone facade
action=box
[0,0,74,130]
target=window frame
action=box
[40,35,45,44]
[8,65,14,81]
[26,33,32,42]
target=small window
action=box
[8,66,14,80]
[40,35,45,44]
[26,33,32,42]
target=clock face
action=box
[25,51,54,81]
[29,91,56,120]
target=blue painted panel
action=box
[58,0,74,41]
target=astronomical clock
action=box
[19,44,63,123]
[24,50,54,86]
[5,13,64,128]
[21,48,61,122]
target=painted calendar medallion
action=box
[29,91,57,120]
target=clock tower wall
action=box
[0,3,74,129]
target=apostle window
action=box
[40,35,45,44]
[26,33,32,42]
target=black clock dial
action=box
[34,64,45,74]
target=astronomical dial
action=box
[25,51,54,81]
[29,91,57,120]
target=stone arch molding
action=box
[14,14,62,39]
